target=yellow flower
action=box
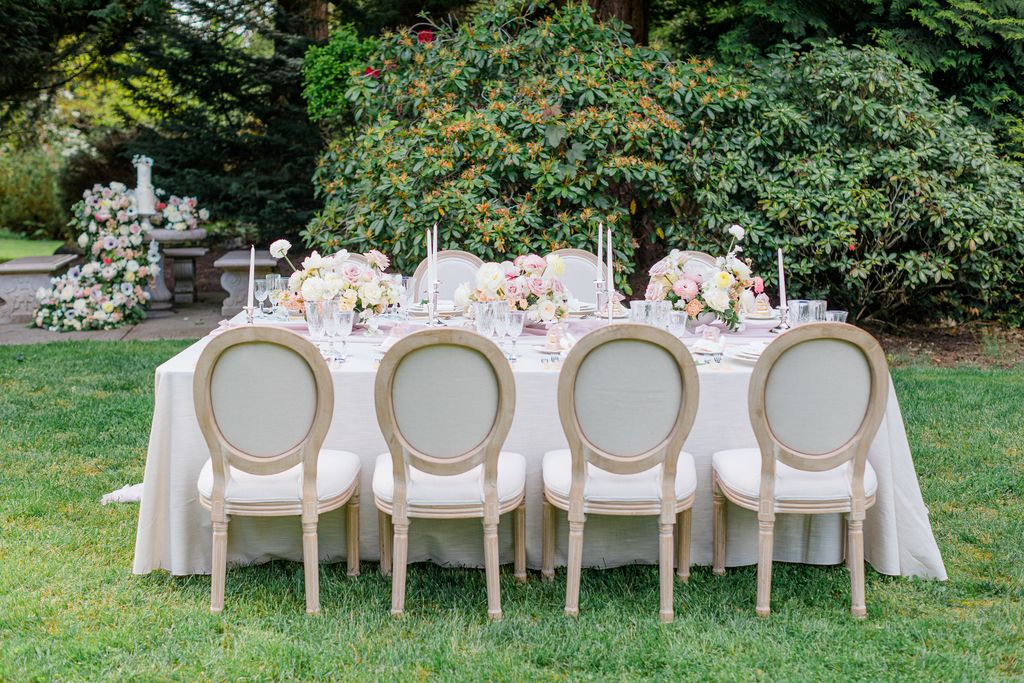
[102,302,114,313]
[714,270,734,289]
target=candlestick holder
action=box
[594,279,606,318]
[425,280,446,327]
[245,306,255,325]
[770,304,791,335]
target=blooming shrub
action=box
[34,182,158,331]
[154,194,209,231]
[304,0,742,292]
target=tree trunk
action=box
[275,0,328,42]
[588,0,648,44]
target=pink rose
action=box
[552,279,565,295]
[520,254,547,276]
[673,278,699,301]
[341,262,362,284]
[648,258,670,278]
[505,277,525,300]
[681,270,703,285]
[753,276,764,294]
[527,277,546,296]
[645,282,667,301]
[501,261,520,279]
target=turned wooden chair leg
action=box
[390,521,409,616]
[346,494,360,577]
[659,521,675,623]
[849,518,867,619]
[712,480,727,576]
[302,516,320,614]
[483,520,502,620]
[210,517,228,614]
[513,503,527,584]
[676,508,691,582]
[564,519,584,617]
[844,515,852,573]
[541,498,556,581]
[756,517,774,617]
[378,510,392,576]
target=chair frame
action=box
[373,328,524,620]
[193,326,359,615]
[547,248,611,282]
[542,323,700,622]
[712,322,888,618]
[411,249,484,298]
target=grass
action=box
[0,229,63,264]
[0,341,1022,681]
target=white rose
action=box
[73,299,88,313]
[475,262,505,297]
[544,253,566,278]
[77,233,89,249]
[703,284,731,312]
[454,282,473,311]
[126,259,139,273]
[538,298,558,321]
[198,208,210,221]
[728,224,745,241]
[269,239,291,260]
[359,281,383,306]
[302,251,324,271]
[301,276,327,301]
[322,272,345,299]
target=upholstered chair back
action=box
[749,323,889,474]
[375,329,515,479]
[413,250,485,302]
[548,248,608,305]
[559,324,699,477]
[193,327,333,479]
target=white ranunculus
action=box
[703,284,731,312]
[731,258,751,280]
[475,262,505,297]
[538,298,558,322]
[302,251,323,271]
[288,270,304,292]
[454,282,473,311]
[269,239,291,259]
[125,259,139,273]
[77,233,89,248]
[359,281,383,307]
[322,272,345,299]
[301,276,326,301]
[728,224,745,241]
[544,253,566,278]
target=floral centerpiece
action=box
[644,225,761,331]
[153,194,209,231]
[34,182,158,331]
[270,239,399,319]
[455,253,569,324]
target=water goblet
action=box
[322,298,340,359]
[333,308,356,362]
[668,310,689,337]
[254,278,269,318]
[473,301,496,337]
[266,275,284,317]
[652,301,673,329]
[809,300,828,322]
[825,310,848,323]
[491,301,510,339]
[506,310,526,361]
[304,300,327,350]
[629,300,653,325]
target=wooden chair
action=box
[411,249,484,301]
[373,328,525,620]
[547,248,609,306]
[679,250,717,279]
[711,322,889,618]
[339,251,368,266]
[541,324,700,622]
[193,326,360,614]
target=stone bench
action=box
[0,254,79,324]
[213,250,278,317]
[163,246,209,304]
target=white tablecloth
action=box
[133,322,946,579]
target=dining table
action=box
[132,313,947,580]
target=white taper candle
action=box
[777,247,787,309]
[247,245,255,311]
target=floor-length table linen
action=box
[133,324,947,580]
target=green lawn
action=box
[0,341,1022,681]
[0,229,63,264]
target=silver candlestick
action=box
[770,303,791,334]
[425,280,446,326]
[245,305,255,325]
[594,279,607,319]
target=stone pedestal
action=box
[213,250,278,317]
[0,254,78,324]
[146,228,207,313]
[163,246,208,304]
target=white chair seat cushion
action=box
[197,449,360,505]
[541,449,697,503]
[712,448,878,503]
[372,452,526,507]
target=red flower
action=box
[103,258,112,265]
[156,202,167,211]
[364,66,381,79]
[417,29,434,44]
[848,244,856,252]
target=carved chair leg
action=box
[513,502,527,584]
[378,510,392,576]
[390,522,409,616]
[849,518,867,619]
[712,480,727,576]
[302,517,320,614]
[346,494,360,577]
[659,521,675,623]
[483,521,502,620]
[541,498,556,581]
[565,520,585,617]
[676,508,692,582]
[210,517,229,614]
[756,517,774,617]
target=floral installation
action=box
[34,182,158,331]
[270,240,399,318]
[644,224,759,331]
[455,253,569,324]
[153,194,209,231]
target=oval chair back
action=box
[548,248,608,306]
[412,249,484,302]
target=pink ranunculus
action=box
[648,258,670,278]
[681,270,702,285]
[645,281,667,301]
[501,260,520,279]
[520,254,547,276]
[753,276,764,294]
[341,262,362,284]
[527,276,547,297]
[504,277,525,300]
[673,278,699,301]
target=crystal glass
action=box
[788,300,813,326]
[629,300,654,325]
[397,276,416,319]
[491,301,510,339]
[652,301,673,329]
[809,300,827,322]
[825,310,848,323]
[254,278,269,317]
[304,300,327,346]
[506,310,526,361]
[322,298,340,359]
[668,310,688,337]
[266,275,285,317]
[333,307,356,362]
[473,301,496,337]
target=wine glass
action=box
[507,310,525,361]
[266,275,284,318]
[398,276,416,319]
[491,301,510,340]
[334,308,356,362]
[473,301,495,337]
[322,298,340,359]
[254,278,269,318]
[305,300,327,349]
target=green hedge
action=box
[0,146,66,239]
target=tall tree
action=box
[588,0,649,43]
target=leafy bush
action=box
[0,146,66,239]
[690,42,1024,323]
[303,26,378,131]
[304,0,742,290]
